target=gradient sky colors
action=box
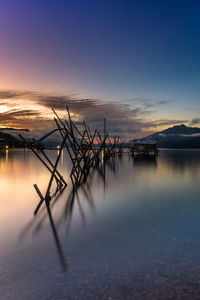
[0,0,200,138]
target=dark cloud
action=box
[0,90,33,100]
[0,89,189,138]
[157,100,171,105]
[36,94,136,121]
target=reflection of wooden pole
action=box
[103,118,106,158]
[46,204,67,272]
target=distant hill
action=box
[0,131,24,148]
[147,124,200,149]
[159,124,200,135]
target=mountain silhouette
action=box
[147,124,200,149]
[0,131,24,148]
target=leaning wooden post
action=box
[19,135,61,185]
[32,139,67,187]
[35,133,67,214]
[46,133,67,201]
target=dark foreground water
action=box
[1,149,200,299]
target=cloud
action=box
[128,97,171,107]
[190,118,200,126]
[179,133,200,137]
[0,88,186,139]
[0,89,150,136]
[0,90,25,99]
[0,108,46,130]
[1,109,40,118]
[145,119,188,128]
[157,100,171,105]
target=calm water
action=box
[1,149,200,299]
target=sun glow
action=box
[0,105,10,114]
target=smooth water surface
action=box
[1,149,200,299]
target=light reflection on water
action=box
[1,149,200,299]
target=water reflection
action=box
[132,155,157,169]
[160,149,200,173]
[46,204,67,272]
[2,149,200,299]
[19,151,123,273]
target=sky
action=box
[0,0,200,138]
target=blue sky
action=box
[0,0,200,137]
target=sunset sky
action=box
[0,0,200,138]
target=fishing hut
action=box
[131,139,158,157]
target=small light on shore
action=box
[6,145,9,149]
[57,145,60,149]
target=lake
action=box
[1,149,200,299]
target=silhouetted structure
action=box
[19,107,120,214]
[131,139,158,157]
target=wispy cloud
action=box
[145,119,188,128]
[0,89,191,138]
[0,90,29,99]
[0,106,49,131]
[190,118,200,126]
